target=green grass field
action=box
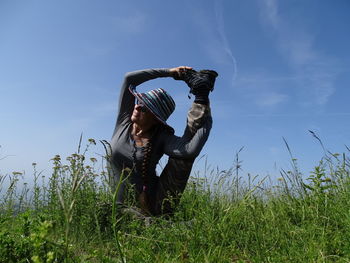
[1,139,350,262]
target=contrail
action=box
[214,0,238,86]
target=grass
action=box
[1,138,350,262]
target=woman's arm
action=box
[113,68,172,136]
[162,103,212,159]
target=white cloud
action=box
[236,71,301,85]
[257,92,288,107]
[214,0,238,84]
[189,0,237,85]
[234,70,290,107]
[260,0,338,106]
[110,11,148,34]
[264,0,279,30]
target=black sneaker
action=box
[182,69,218,95]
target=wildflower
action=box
[47,251,54,262]
[88,138,96,145]
[51,155,61,162]
[31,256,40,263]
[12,171,23,175]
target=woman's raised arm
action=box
[112,68,172,136]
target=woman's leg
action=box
[151,69,218,216]
[152,102,211,216]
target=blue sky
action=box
[1,0,350,181]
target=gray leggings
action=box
[149,103,211,216]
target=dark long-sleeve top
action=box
[110,68,212,202]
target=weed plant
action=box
[0,138,350,262]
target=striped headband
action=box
[129,85,176,127]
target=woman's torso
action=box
[110,117,165,192]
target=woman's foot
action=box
[182,69,218,95]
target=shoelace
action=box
[185,72,215,98]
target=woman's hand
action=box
[169,66,193,80]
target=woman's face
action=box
[131,103,158,127]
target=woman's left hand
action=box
[170,66,193,80]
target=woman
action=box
[109,66,218,216]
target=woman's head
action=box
[131,101,159,127]
[130,87,176,129]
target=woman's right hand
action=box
[170,66,193,80]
